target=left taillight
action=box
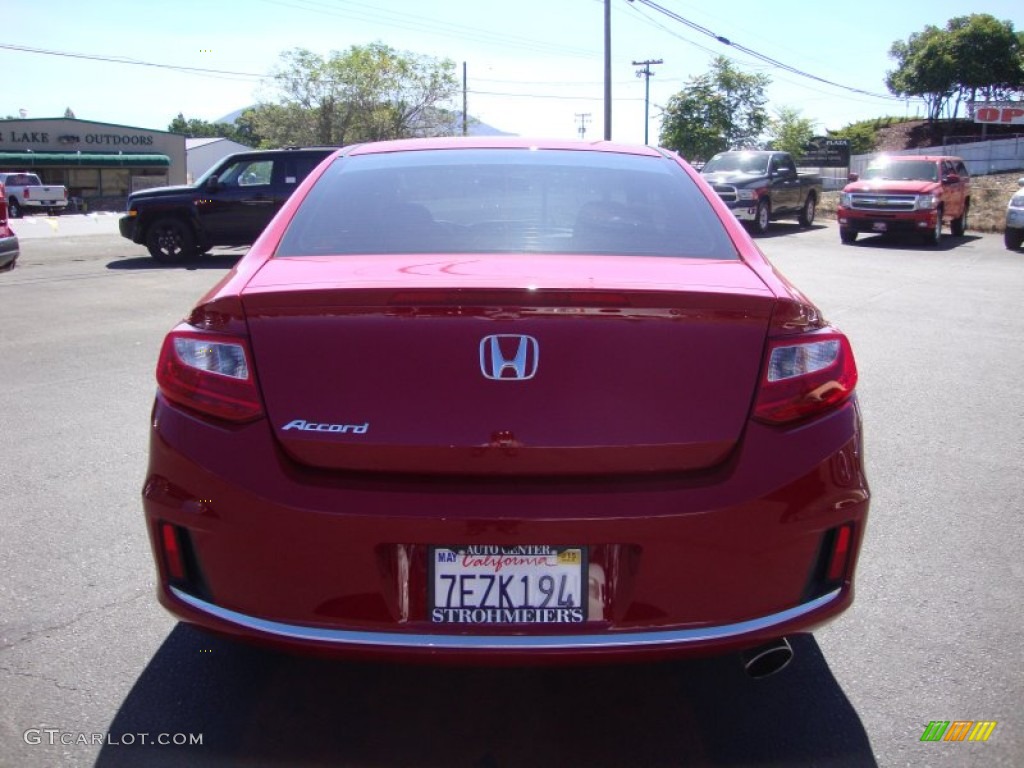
[156,329,264,422]
[753,331,858,425]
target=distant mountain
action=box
[462,118,515,137]
[215,107,250,125]
[215,107,514,137]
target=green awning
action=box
[0,152,170,168]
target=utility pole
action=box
[575,113,592,140]
[462,61,468,137]
[633,58,663,145]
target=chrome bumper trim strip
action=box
[170,587,841,651]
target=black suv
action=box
[119,147,335,262]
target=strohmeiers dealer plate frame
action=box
[429,545,587,624]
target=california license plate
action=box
[872,222,888,232]
[430,545,587,624]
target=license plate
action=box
[430,545,587,624]
[872,222,888,232]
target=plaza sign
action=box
[799,137,850,168]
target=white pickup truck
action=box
[0,172,68,218]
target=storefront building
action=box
[0,118,185,210]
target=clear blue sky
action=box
[5,0,1022,144]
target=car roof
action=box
[227,147,336,157]
[342,137,667,158]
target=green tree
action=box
[231,108,264,147]
[167,113,257,145]
[659,56,770,163]
[886,15,1024,120]
[826,116,904,155]
[249,43,459,147]
[886,25,955,121]
[765,107,815,159]
[945,14,1024,106]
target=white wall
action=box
[186,139,252,183]
[852,135,1024,178]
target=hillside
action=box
[872,118,1024,152]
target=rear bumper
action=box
[143,394,869,662]
[19,199,67,211]
[167,584,843,656]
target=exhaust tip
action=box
[741,637,793,679]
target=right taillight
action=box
[156,328,263,422]
[753,331,858,425]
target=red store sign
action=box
[973,105,1024,125]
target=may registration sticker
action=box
[430,545,587,624]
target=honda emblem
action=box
[479,335,539,380]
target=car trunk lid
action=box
[242,254,775,475]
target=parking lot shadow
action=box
[753,222,829,239]
[106,252,245,271]
[839,232,981,251]
[96,625,876,767]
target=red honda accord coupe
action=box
[143,138,868,675]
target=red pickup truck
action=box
[837,155,970,246]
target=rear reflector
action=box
[161,523,186,581]
[156,329,263,422]
[827,524,853,581]
[754,332,857,425]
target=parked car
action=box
[700,150,822,235]
[837,155,970,246]
[119,147,335,262]
[0,182,19,271]
[1004,178,1024,251]
[0,172,68,218]
[144,138,869,674]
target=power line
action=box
[256,0,601,60]
[632,0,903,101]
[625,5,916,110]
[469,89,646,103]
[624,1,726,61]
[0,42,264,81]
[0,42,649,108]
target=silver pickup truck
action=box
[0,172,68,218]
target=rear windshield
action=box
[275,149,737,260]
[3,174,40,186]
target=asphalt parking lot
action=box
[1,216,1022,767]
